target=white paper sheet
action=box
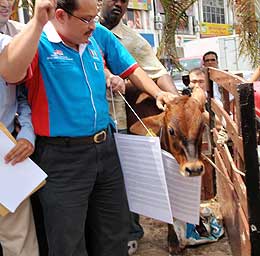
[114,133,173,224]
[0,130,47,212]
[162,150,201,225]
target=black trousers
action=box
[32,133,129,256]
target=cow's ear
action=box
[136,92,151,104]
[130,112,165,136]
[191,86,206,110]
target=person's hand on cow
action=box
[155,91,178,111]
[4,138,34,165]
[106,74,125,95]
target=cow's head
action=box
[130,87,206,177]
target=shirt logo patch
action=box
[89,49,100,60]
[53,49,64,56]
[47,49,73,61]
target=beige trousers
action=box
[0,199,39,256]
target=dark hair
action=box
[57,0,78,13]
[202,51,218,62]
[189,67,206,76]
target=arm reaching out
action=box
[128,67,177,110]
[249,67,260,82]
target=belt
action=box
[37,129,107,145]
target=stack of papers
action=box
[0,127,47,215]
[115,133,201,225]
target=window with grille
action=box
[202,0,225,24]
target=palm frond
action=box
[231,0,260,68]
[157,0,197,70]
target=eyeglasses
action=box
[190,79,205,84]
[59,6,99,24]
[204,58,217,62]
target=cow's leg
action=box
[167,224,184,255]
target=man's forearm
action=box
[156,74,179,95]
[250,67,260,82]
[128,67,162,98]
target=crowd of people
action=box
[0,0,258,256]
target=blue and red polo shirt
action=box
[26,22,138,137]
[93,23,138,78]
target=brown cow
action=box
[126,85,206,254]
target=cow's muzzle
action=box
[180,161,205,177]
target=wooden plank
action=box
[232,172,248,219]
[238,83,260,256]
[208,67,244,127]
[213,136,247,216]
[211,98,244,160]
[201,158,215,200]
[213,128,233,178]
[208,68,247,97]
[215,148,251,256]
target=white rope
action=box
[216,127,245,176]
[109,85,118,133]
[117,91,154,137]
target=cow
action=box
[125,84,207,254]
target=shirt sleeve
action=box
[0,34,11,51]
[16,84,35,146]
[93,23,139,78]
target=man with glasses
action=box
[202,51,222,103]
[203,51,218,69]
[203,50,234,106]
[1,0,175,255]
[189,67,207,91]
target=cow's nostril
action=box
[185,167,192,176]
[185,165,204,176]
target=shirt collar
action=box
[43,22,63,43]
[43,21,88,54]
[111,20,124,40]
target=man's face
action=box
[203,53,218,68]
[0,0,13,25]
[101,0,129,28]
[57,0,97,48]
[189,72,207,91]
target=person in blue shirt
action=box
[0,34,39,256]
[0,0,175,255]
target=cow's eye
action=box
[169,127,175,136]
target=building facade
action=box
[122,0,235,53]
